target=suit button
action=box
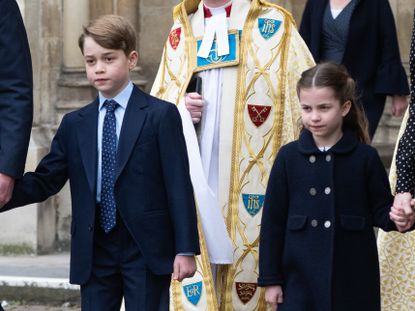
[326,154,332,162]
[324,220,331,228]
[309,187,317,196]
[311,219,318,227]
[309,155,316,163]
[88,225,94,232]
[324,187,331,195]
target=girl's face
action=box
[299,87,351,147]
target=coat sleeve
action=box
[0,0,33,178]
[299,0,313,48]
[1,115,69,212]
[258,148,289,286]
[158,102,200,255]
[395,12,415,194]
[367,148,396,231]
[374,0,409,96]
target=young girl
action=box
[258,63,402,311]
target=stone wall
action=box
[1,0,413,254]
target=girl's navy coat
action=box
[299,0,409,136]
[258,130,396,311]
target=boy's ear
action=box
[341,100,352,117]
[128,51,138,69]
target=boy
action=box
[1,15,200,310]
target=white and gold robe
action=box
[151,0,314,309]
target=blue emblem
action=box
[258,18,281,40]
[197,32,238,69]
[183,281,203,306]
[242,194,265,217]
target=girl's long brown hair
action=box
[297,62,370,144]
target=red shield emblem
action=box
[247,104,272,127]
[169,27,181,50]
[236,282,257,304]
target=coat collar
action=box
[297,129,359,155]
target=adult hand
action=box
[172,255,197,282]
[390,204,415,232]
[265,285,283,310]
[391,95,408,117]
[0,173,14,208]
[185,92,204,124]
[394,192,413,216]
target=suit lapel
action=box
[115,86,148,180]
[77,100,99,194]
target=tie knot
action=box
[104,100,118,113]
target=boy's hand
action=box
[173,255,197,282]
[265,285,283,310]
[185,92,204,124]
[0,173,14,208]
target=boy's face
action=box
[83,36,138,98]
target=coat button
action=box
[326,154,332,162]
[309,155,316,163]
[324,220,331,228]
[309,187,317,196]
[324,187,331,195]
[88,225,94,232]
[311,219,318,227]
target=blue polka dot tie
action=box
[100,99,118,233]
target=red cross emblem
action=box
[169,27,181,50]
[247,104,272,127]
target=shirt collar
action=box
[98,81,133,111]
[203,2,232,18]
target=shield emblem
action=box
[183,281,203,306]
[169,27,181,50]
[247,104,272,127]
[242,194,265,217]
[258,18,281,40]
[236,282,258,304]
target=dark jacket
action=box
[3,86,200,285]
[258,130,396,311]
[0,0,33,177]
[299,0,409,136]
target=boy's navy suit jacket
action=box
[3,85,200,285]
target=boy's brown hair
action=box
[78,14,136,56]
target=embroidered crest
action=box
[169,27,181,50]
[247,104,272,127]
[195,30,239,72]
[236,282,257,304]
[258,18,281,40]
[183,281,203,306]
[242,194,265,217]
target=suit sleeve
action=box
[158,103,200,255]
[374,0,409,96]
[367,148,396,231]
[0,0,33,178]
[258,148,289,286]
[2,115,69,212]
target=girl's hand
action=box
[265,285,283,310]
